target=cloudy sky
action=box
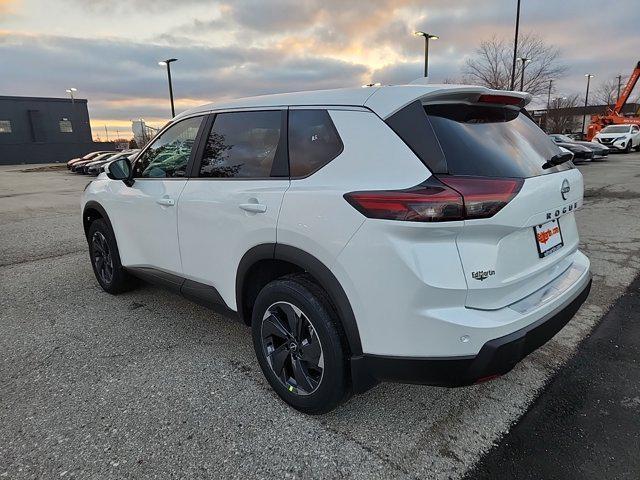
[1,0,638,139]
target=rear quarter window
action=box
[288,110,343,177]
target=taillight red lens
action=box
[344,177,464,222]
[344,176,523,222]
[438,176,523,219]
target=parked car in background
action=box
[67,151,112,170]
[72,152,120,173]
[547,135,594,162]
[85,150,140,176]
[593,124,640,153]
[82,84,591,413]
[548,134,609,160]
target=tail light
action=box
[344,176,522,222]
[438,176,523,219]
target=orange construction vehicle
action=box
[587,61,640,140]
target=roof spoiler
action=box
[419,87,532,109]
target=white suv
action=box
[593,123,640,152]
[82,85,592,413]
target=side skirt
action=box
[125,267,239,320]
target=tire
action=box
[625,141,632,153]
[251,274,349,414]
[88,219,137,294]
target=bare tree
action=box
[463,33,567,96]
[546,94,581,133]
[594,76,627,110]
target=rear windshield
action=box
[425,104,571,178]
[385,101,572,178]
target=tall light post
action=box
[510,0,522,90]
[517,57,531,91]
[65,87,77,104]
[544,79,553,131]
[413,31,439,78]
[158,58,177,117]
[616,74,623,103]
[582,74,595,138]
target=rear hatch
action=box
[385,92,583,310]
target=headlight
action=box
[614,136,627,142]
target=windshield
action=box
[601,125,631,134]
[550,134,573,143]
[425,104,571,178]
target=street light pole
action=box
[158,58,177,117]
[517,57,530,91]
[616,74,623,104]
[545,79,553,131]
[510,0,521,90]
[582,74,595,138]
[65,87,77,104]
[413,31,439,78]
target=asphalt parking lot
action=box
[2,153,640,479]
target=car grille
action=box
[599,138,614,145]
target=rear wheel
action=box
[251,274,349,414]
[88,219,137,294]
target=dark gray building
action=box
[0,95,115,165]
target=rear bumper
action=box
[351,274,591,392]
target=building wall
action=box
[0,96,115,165]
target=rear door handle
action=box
[156,197,175,207]
[239,203,267,213]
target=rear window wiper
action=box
[542,151,573,169]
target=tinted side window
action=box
[199,111,281,178]
[133,116,202,178]
[288,110,343,177]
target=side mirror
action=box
[107,158,134,186]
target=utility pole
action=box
[104,125,109,142]
[510,0,521,90]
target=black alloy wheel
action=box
[92,231,114,285]
[260,301,324,395]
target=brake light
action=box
[344,177,464,222]
[438,176,523,219]
[344,176,522,222]
[477,94,524,107]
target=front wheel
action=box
[251,274,349,414]
[625,141,633,153]
[88,219,137,294]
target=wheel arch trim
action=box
[236,243,363,356]
[82,201,114,240]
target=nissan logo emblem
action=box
[561,179,570,200]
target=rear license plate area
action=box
[534,219,564,258]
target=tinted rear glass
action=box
[425,104,571,178]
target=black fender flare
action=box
[82,201,114,241]
[236,243,363,356]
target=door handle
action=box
[156,196,175,207]
[239,203,267,213]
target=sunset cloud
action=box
[2,0,638,139]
